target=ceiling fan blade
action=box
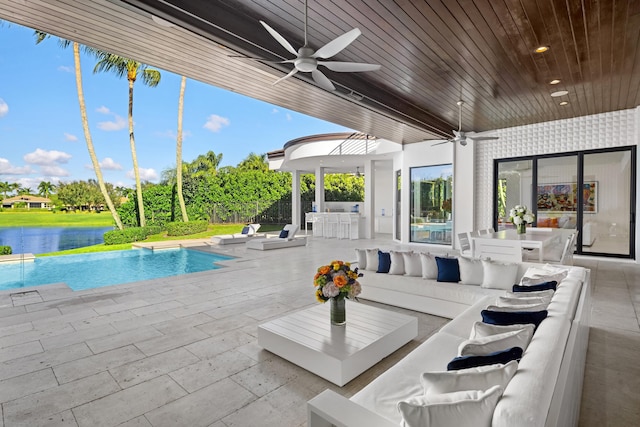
[431,140,452,146]
[470,136,499,141]
[260,20,298,56]
[318,61,381,72]
[272,68,298,86]
[312,28,361,59]
[311,69,335,91]
[452,129,464,138]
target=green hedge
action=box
[166,220,208,236]
[103,225,164,245]
[0,246,12,255]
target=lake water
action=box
[0,227,114,254]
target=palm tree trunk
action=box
[128,78,146,227]
[73,43,123,230]
[176,75,188,222]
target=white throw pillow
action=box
[458,257,483,286]
[365,248,379,271]
[498,295,552,306]
[470,322,535,339]
[420,361,517,396]
[480,260,519,290]
[389,251,406,275]
[420,253,438,280]
[403,252,423,277]
[458,326,535,356]
[397,385,503,427]
[354,249,367,270]
[485,302,549,313]
[505,289,555,299]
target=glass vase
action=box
[516,222,527,234]
[330,297,346,326]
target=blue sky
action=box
[0,23,350,191]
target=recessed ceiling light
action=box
[559,101,569,106]
[549,79,561,85]
[550,90,569,97]
[535,46,549,53]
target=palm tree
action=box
[0,181,11,199]
[238,152,269,172]
[176,75,188,222]
[90,52,161,227]
[37,181,56,198]
[17,187,33,195]
[35,31,124,229]
[187,151,223,178]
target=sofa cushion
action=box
[481,260,519,290]
[420,253,438,280]
[377,251,391,273]
[436,257,460,283]
[365,248,379,271]
[497,295,552,306]
[481,309,548,329]
[458,257,483,286]
[512,281,557,292]
[520,264,568,285]
[486,302,549,313]
[505,289,554,299]
[420,361,518,396]
[403,252,423,277]
[278,229,289,239]
[458,327,534,356]
[447,347,523,370]
[355,249,367,270]
[470,322,535,339]
[389,251,406,275]
[398,385,503,427]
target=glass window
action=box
[495,159,533,230]
[410,164,452,244]
[536,155,578,229]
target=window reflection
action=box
[410,164,452,244]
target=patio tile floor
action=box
[0,235,638,426]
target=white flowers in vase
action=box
[509,205,535,230]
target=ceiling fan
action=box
[433,101,499,146]
[242,0,381,91]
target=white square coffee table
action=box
[258,301,418,386]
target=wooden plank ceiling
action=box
[1,0,638,144]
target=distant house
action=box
[1,195,52,209]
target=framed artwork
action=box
[536,182,597,213]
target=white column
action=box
[315,166,325,213]
[291,169,301,228]
[364,160,375,238]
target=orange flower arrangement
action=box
[314,260,363,303]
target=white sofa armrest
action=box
[308,390,396,427]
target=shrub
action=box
[0,246,12,255]
[103,225,165,245]
[144,225,164,236]
[166,220,208,236]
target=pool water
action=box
[0,248,233,291]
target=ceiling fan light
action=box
[535,46,549,53]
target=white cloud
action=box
[154,129,192,139]
[57,65,73,73]
[24,148,72,165]
[64,132,78,142]
[96,106,111,114]
[203,114,230,132]
[40,165,70,177]
[272,108,279,114]
[286,113,292,121]
[97,115,127,131]
[0,98,8,117]
[127,167,158,182]
[100,157,122,170]
[0,158,32,175]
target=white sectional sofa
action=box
[308,252,591,427]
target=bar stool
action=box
[338,213,352,239]
[312,214,324,237]
[324,213,339,238]
[305,212,314,233]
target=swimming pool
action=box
[0,248,234,291]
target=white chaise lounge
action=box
[246,224,307,250]
[210,224,264,245]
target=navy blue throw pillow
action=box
[241,226,250,235]
[481,309,548,330]
[447,347,523,371]
[435,257,460,282]
[279,229,289,239]
[512,281,557,293]
[377,251,391,273]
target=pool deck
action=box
[0,253,35,264]
[0,236,638,426]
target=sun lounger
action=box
[246,224,307,250]
[210,224,265,245]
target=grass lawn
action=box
[38,223,283,257]
[0,210,114,227]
